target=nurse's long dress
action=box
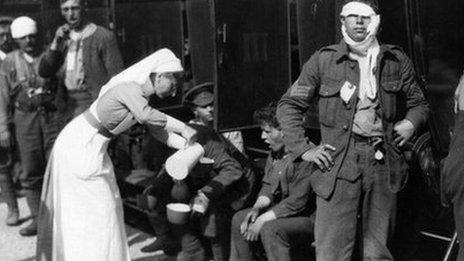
[36,81,175,261]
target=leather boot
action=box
[0,173,19,226]
[19,189,40,236]
[141,235,179,254]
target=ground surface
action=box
[0,195,174,261]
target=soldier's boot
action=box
[142,208,180,255]
[0,173,19,226]
[19,189,40,236]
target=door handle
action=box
[217,23,227,43]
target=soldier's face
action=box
[0,25,12,52]
[342,14,371,42]
[61,0,83,29]
[15,34,37,54]
[193,102,214,125]
[260,124,284,152]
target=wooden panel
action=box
[214,0,290,131]
[297,0,335,65]
[186,0,216,85]
[114,0,183,66]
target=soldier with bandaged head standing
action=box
[0,16,66,236]
[277,0,429,259]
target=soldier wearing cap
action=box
[0,16,66,236]
[184,82,245,154]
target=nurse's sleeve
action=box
[115,83,186,133]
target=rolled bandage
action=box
[165,142,205,180]
[165,115,186,133]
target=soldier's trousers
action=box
[315,140,396,261]
[14,110,65,190]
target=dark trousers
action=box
[315,141,396,261]
[0,146,17,209]
[147,170,232,261]
[230,208,315,261]
[14,110,64,190]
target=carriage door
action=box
[213,0,291,131]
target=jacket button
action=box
[343,125,348,130]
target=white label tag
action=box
[340,81,356,104]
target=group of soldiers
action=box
[0,0,123,237]
[2,0,464,261]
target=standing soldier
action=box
[0,16,66,236]
[39,0,123,119]
[277,0,429,260]
[0,16,18,226]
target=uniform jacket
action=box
[190,124,255,210]
[277,40,429,199]
[259,149,315,218]
[0,50,62,134]
[38,25,123,101]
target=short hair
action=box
[253,101,280,129]
[342,0,379,13]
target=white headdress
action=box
[98,48,183,97]
[11,16,37,39]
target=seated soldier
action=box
[184,82,245,154]
[142,124,255,261]
[230,102,316,261]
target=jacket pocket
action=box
[381,80,400,121]
[318,78,342,127]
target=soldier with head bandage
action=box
[276,0,429,260]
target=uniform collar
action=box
[329,40,401,63]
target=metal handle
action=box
[217,23,227,43]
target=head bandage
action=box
[11,16,37,39]
[340,1,381,101]
[341,1,376,17]
[340,1,380,51]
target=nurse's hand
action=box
[181,125,197,146]
[0,131,12,148]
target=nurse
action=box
[36,48,196,261]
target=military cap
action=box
[184,82,214,107]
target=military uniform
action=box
[277,41,429,260]
[0,49,66,234]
